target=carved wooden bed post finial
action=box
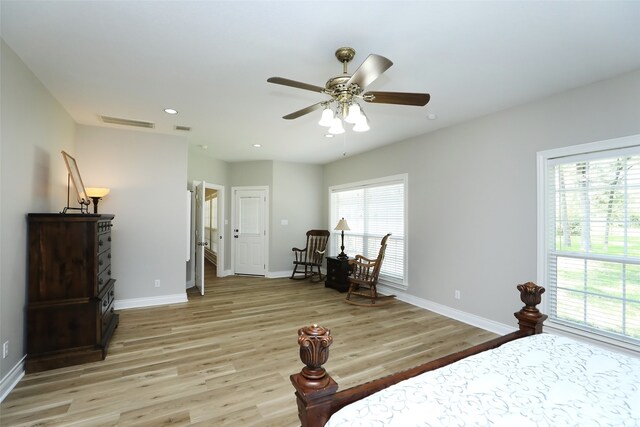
[291,324,338,427]
[297,324,333,387]
[514,282,548,335]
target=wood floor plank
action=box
[1,264,499,426]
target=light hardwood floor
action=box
[1,263,497,426]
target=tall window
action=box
[329,174,407,288]
[538,136,640,348]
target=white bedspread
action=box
[325,334,640,426]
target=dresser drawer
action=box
[98,249,111,274]
[97,232,111,254]
[98,268,112,291]
[100,282,115,333]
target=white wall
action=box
[76,126,189,305]
[187,145,230,185]
[323,70,640,327]
[271,161,324,273]
[0,40,76,387]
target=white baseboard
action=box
[218,269,232,277]
[266,270,292,278]
[115,293,188,310]
[377,284,513,336]
[267,268,328,279]
[0,356,25,403]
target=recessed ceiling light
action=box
[324,134,334,138]
[427,113,437,120]
[164,108,178,115]
[252,144,262,148]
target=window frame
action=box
[328,173,408,290]
[537,134,640,351]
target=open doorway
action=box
[192,180,225,295]
[203,187,219,277]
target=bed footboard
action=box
[291,282,547,427]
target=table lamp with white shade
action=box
[334,218,350,259]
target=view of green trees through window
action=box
[549,154,640,343]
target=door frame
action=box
[195,181,206,295]
[231,186,269,276]
[192,180,226,279]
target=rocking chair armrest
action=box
[349,255,376,265]
[292,247,307,253]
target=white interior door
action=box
[195,181,207,295]
[233,188,266,276]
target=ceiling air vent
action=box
[100,115,155,128]
[175,125,191,132]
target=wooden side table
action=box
[325,256,351,292]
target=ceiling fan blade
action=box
[346,54,393,89]
[267,77,325,93]
[282,102,324,120]
[363,91,430,106]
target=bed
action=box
[290,282,640,426]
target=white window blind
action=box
[330,175,407,288]
[540,141,640,347]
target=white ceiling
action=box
[2,1,640,164]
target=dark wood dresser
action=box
[325,256,352,292]
[26,213,118,373]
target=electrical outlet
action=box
[2,341,8,359]
[154,280,160,288]
[454,290,461,300]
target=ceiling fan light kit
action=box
[344,103,362,124]
[353,115,370,132]
[268,47,430,135]
[318,106,335,127]
[328,117,345,135]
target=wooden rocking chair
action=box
[345,233,395,306]
[290,230,330,282]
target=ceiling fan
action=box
[267,47,430,133]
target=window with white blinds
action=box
[329,174,407,289]
[539,137,640,348]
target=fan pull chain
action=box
[342,133,347,157]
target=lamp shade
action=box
[318,107,334,127]
[328,117,345,134]
[334,218,350,231]
[85,187,110,198]
[353,118,370,132]
[344,103,362,124]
